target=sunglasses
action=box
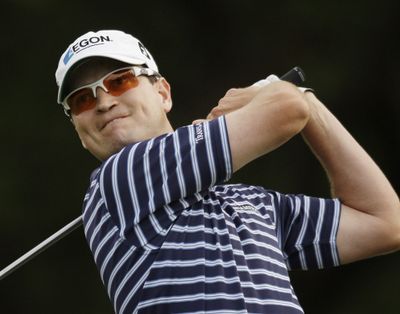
[62,66,159,116]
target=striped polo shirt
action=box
[82,116,341,313]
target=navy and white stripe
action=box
[82,116,341,313]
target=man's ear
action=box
[156,77,173,113]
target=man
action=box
[55,30,400,313]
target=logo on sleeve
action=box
[195,124,204,143]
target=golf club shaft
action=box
[0,215,82,280]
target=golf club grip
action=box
[280,66,306,85]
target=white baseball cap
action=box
[55,30,159,104]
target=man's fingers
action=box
[204,85,261,121]
[192,119,209,125]
[206,107,224,120]
[192,106,225,125]
[224,88,240,96]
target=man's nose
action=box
[95,87,118,112]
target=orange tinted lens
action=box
[67,88,96,115]
[104,70,139,96]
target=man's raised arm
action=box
[224,81,310,172]
[301,92,400,263]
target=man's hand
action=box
[192,85,262,125]
[192,75,280,124]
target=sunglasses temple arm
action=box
[0,215,83,281]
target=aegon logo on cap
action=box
[63,35,112,65]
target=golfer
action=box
[55,29,400,313]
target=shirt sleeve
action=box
[97,116,232,247]
[270,191,342,270]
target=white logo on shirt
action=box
[195,124,204,143]
[232,205,257,211]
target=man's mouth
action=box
[101,115,128,131]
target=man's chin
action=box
[88,140,126,161]
[92,131,166,160]
[106,136,141,158]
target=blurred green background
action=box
[1,0,399,313]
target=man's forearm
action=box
[301,92,400,262]
[226,82,309,172]
[301,92,398,213]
